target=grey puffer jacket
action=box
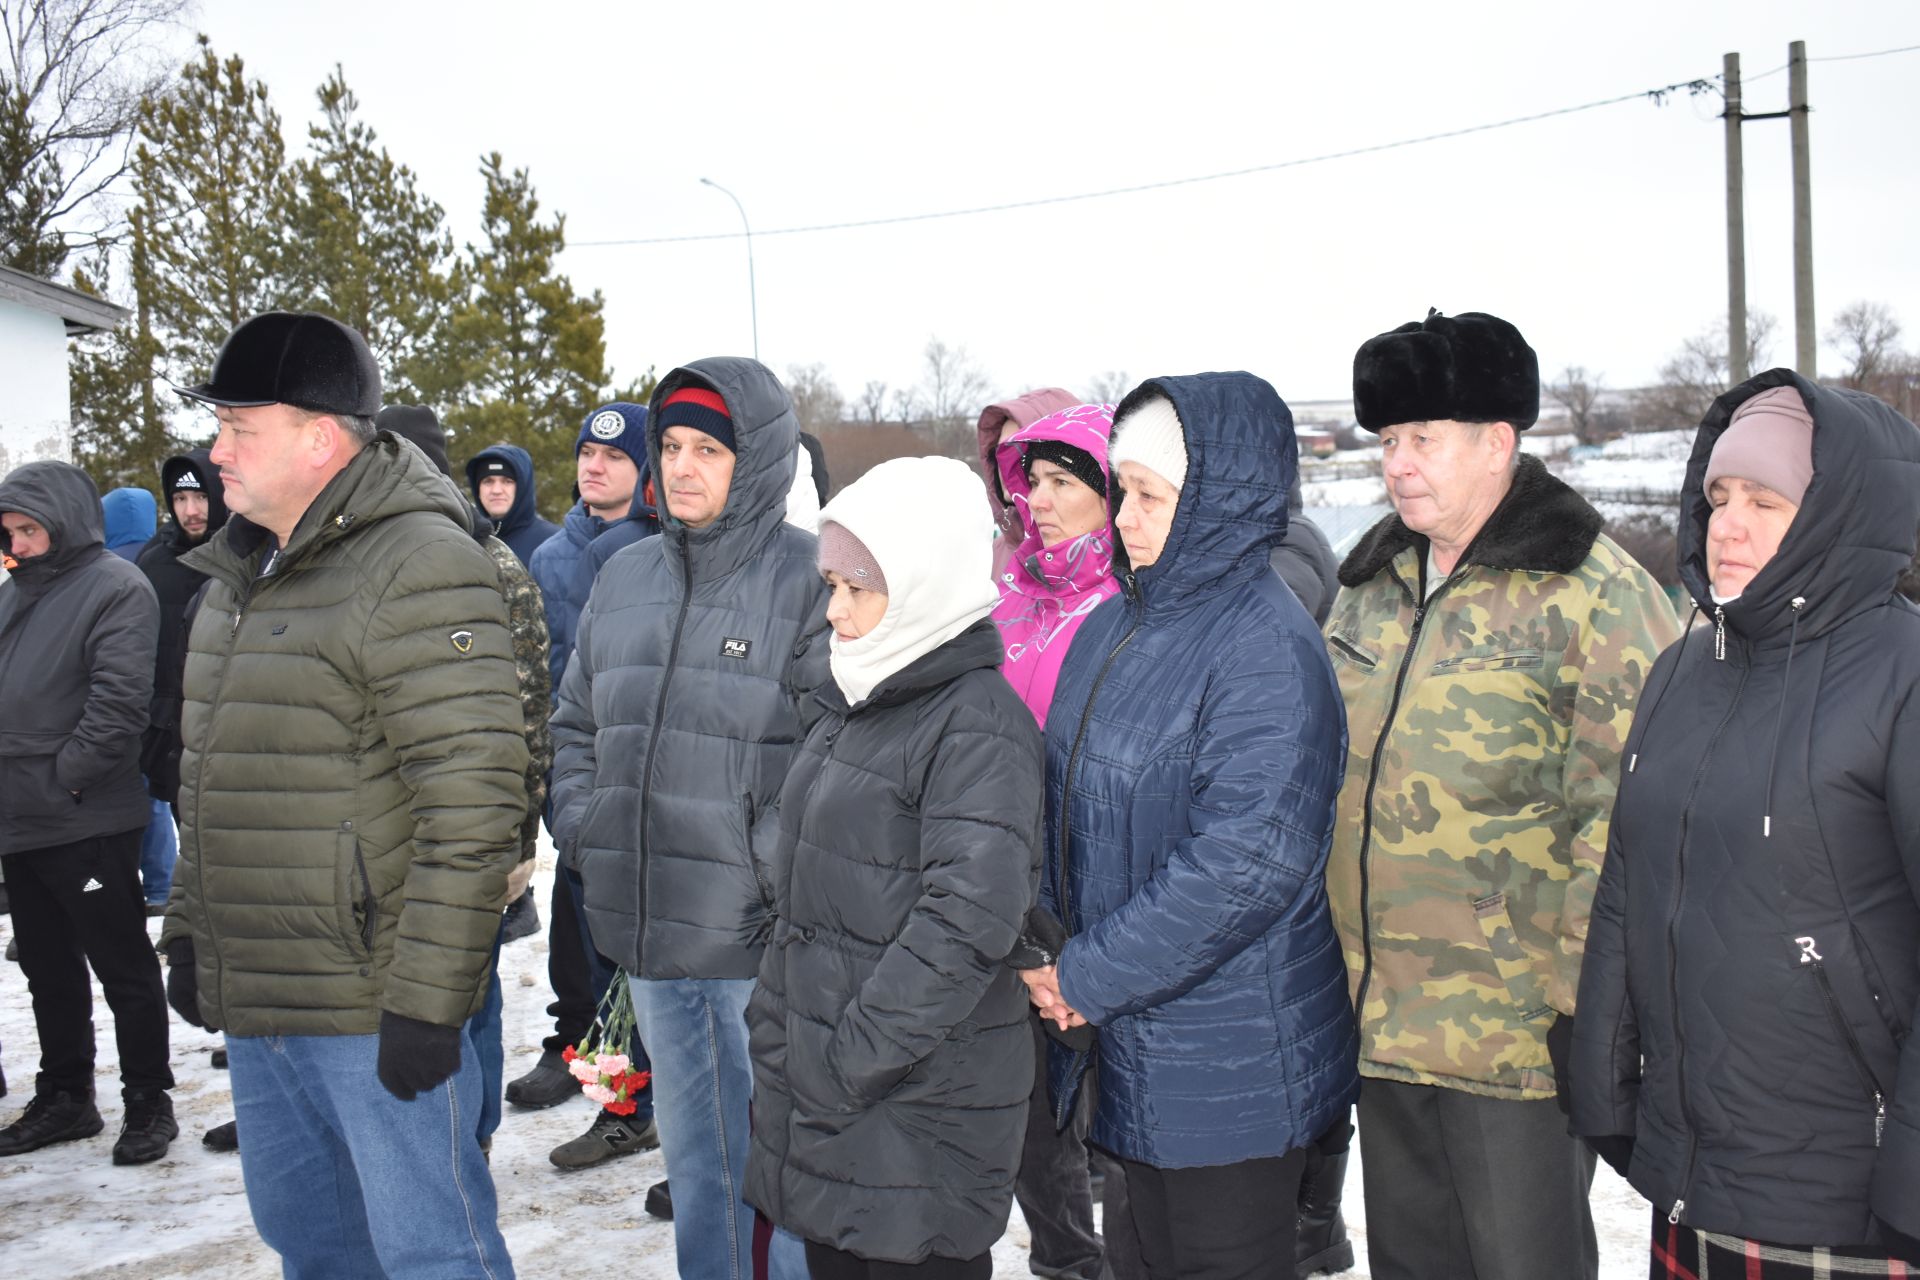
[550,357,831,980]
[745,622,1043,1263]
[0,462,158,853]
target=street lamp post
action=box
[700,177,758,361]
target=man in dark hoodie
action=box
[0,461,176,1165]
[551,360,829,1279]
[135,452,229,812]
[466,442,559,566]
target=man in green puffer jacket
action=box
[157,312,528,1279]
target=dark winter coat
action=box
[1270,474,1338,625]
[0,462,158,854]
[529,494,654,694]
[157,435,529,1036]
[464,443,559,566]
[746,622,1043,1262]
[549,357,831,981]
[1571,369,1920,1249]
[135,450,229,804]
[1043,372,1359,1169]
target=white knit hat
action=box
[1108,395,1188,491]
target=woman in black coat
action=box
[1571,370,1920,1276]
[745,456,1044,1279]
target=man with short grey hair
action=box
[1323,309,1679,1280]
[160,311,529,1278]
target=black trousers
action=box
[542,862,597,1052]
[1016,1018,1103,1280]
[805,1240,990,1280]
[1358,1077,1598,1280]
[3,829,173,1097]
[1111,1148,1306,1280]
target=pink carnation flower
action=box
[582,1083,617,1106]
[568,1057,600,1083]
[596,1054,630,1078]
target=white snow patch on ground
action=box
[1,849,1655,1278]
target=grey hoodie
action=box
[0,461,159,853]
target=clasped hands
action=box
[1019,965,1087,1031]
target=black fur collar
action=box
[1337,452,1603,588]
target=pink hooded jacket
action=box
[990,403,1121,728]
[976,387,1079,574]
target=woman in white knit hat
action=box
[745,456,1046,1280]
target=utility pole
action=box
[1719,40,1815,381]
[1723,52,1748,384]
[1788,40,1816,378]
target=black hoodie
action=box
[0,461,159,852]
[135,450,229,804]
[1571,369,1920,1248]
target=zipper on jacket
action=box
[637,541,697,883]
[1809,959,1888,1145]
[352,841,376,957]
[1713,606,1726,661]
[1662,660,1750,1223]
[1353,568,1454,1023]
[743,793,773,913]
[1050,586,1144,1129]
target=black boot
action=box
[645,1180,672,1220]
[1296,1142,1355,1277]
[0,1090,104,1155]
[506,1048,580,1109]
[113,1090,178,1165]
[501,891,541,944]
[203,1117,239,1152]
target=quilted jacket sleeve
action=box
[58,568,158,794]
[1570,812,1640,1141]
[365,536,529,1027]
[823,699,1043,1107]
[547,600,599,861]
[1057,627,1345,1025]
[1552,562,1679,1015]
[1871,680,1920,1238]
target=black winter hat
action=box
[1023,439,1107,499]
[177,311,382,417]
[376,404,452,478]
[1352,308,1538,432]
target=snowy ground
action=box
[0,853,1654,1279]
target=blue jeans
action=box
[630,976,805,1280]
[137,794,175,904]
[227,1031,514,1280]
[465,925,506,1143]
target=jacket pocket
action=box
[336,822,375,960]
[1431,647,1545,674]
[1471,893,1551,1021]
[0,730,72,820]
[1804,956,1889,1145]
[1328,633,1379,670]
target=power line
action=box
[1744,39,1920,83]
[571,76,1719,249]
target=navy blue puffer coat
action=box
[1044,371,1359,1169]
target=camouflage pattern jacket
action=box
[482,532,552,863]
[1324,454,1679,1099]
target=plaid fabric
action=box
[1652,1208,1914,1279]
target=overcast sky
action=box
[191,1,1920,409]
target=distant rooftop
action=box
[0,264,128,336]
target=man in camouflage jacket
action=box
[1325,311,1679,1280]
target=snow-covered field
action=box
[0,854,1656,1279]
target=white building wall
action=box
[0,302,73,482]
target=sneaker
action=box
[645,1180,672,1220]
[500,891,541,944]
[202,1118,239,1152]
[548,1109,658,1169]
[210,1048,227,1070]
[112,1090,177,1165]
[0,1091,104,1155]
[505,1048,579,1110]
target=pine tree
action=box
[427,153,613,519]
[0,81,69,276]
[283,67,454,403]
[68,208,176,492]
[133,35,295,389]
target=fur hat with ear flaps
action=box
[1352,308,1539,433]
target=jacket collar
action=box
[1337,453,1603,589]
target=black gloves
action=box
[1587,1134,1634,1180]
[375,1011,464,1102]
[164,938,207,1029]
[1546,1013,1574,1115]
[1007,905,1069,971]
